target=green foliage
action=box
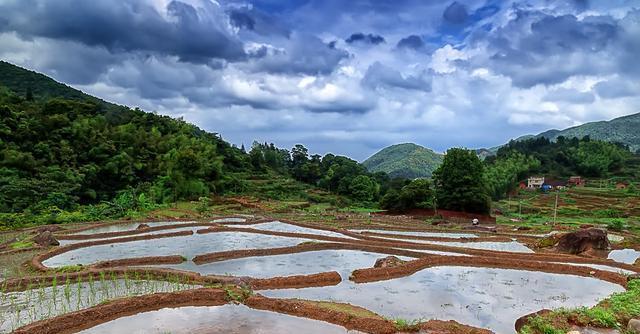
[484,152,540,199]
[0,62,249,218]
[380,179,435,212]
[196,196,211,216]
[519,315,565,334]
[392,318,422,331]
[433,148,491,214]
[363,143,444,179]
[348,175,379,202]
[491,136,632,179]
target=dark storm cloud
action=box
[443,2,468,24]
[362,62,431,92]
[396,35,425,50]
[485,10,620,87]
[228,7,291,37]
[345,33,385,45]
[249,34,349,75]
[0,0,246,63]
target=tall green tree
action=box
[433,148,491,214]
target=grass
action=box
[392,318,422,331]
[9,240,35,249]
[303,300,383,319]
[53,265,85,273]
[519,279,640,333]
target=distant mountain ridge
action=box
[486,112,640,155]
[362,143,443,179]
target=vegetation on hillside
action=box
[362,143,443,179]
[484,136,634,199]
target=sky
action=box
[0,0,639,161]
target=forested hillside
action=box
[0,62,383,225]
[363,143,443,179]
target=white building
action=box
[527,176,545,188]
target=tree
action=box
[348,175,379,202]
[379,178,434,212]
[433,148,491,214]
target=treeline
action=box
[248,142,390,203]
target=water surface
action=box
[78,304,354,334]
[262,266,623,334]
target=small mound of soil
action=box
[555,228,610,255]
[33,231,59,247]
[136,223,150,230]
[34,226,64,234]
[373,256,406,269]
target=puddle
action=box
[71,221,197,235]
[376,237,534,253]
[58,226,204,246]
[551,262,636,275]
[212,218,247,223]
[0,279,196,333]
[78,304,354,334]
[350,229,477,239]
[237,221,354,239]
[165,250,414,278]
[608,249,640,265]
[44,232,312,268]
[262,266,623,334]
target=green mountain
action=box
[482,113,640,156]
[536,113,640,152]
[363,143,443,179]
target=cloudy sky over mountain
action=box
[1,0,638,160]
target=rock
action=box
[580,224,594,229]
[515,309,551,332]
[136,223,150,230]
[555,228,610,254]
[373,256,406,269]
[33,231,59,247]
[628,319,640,334]
[626,274,640,282]
[567,331,581,334]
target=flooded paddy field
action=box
[0,277,196,333]
[78,304,354,334]
[5,218,637,334]
[262,266,624,334]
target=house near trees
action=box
[568,176,586,187]
[527,177,545,188]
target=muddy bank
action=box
[251,271,341,289]
[193,242,426,264]
[1,265,344,293]
[350,255,628,287]
[55,222,215,241]
[91,255,185,269]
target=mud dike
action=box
[2,217,637,334]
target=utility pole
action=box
[553,190,559,225]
